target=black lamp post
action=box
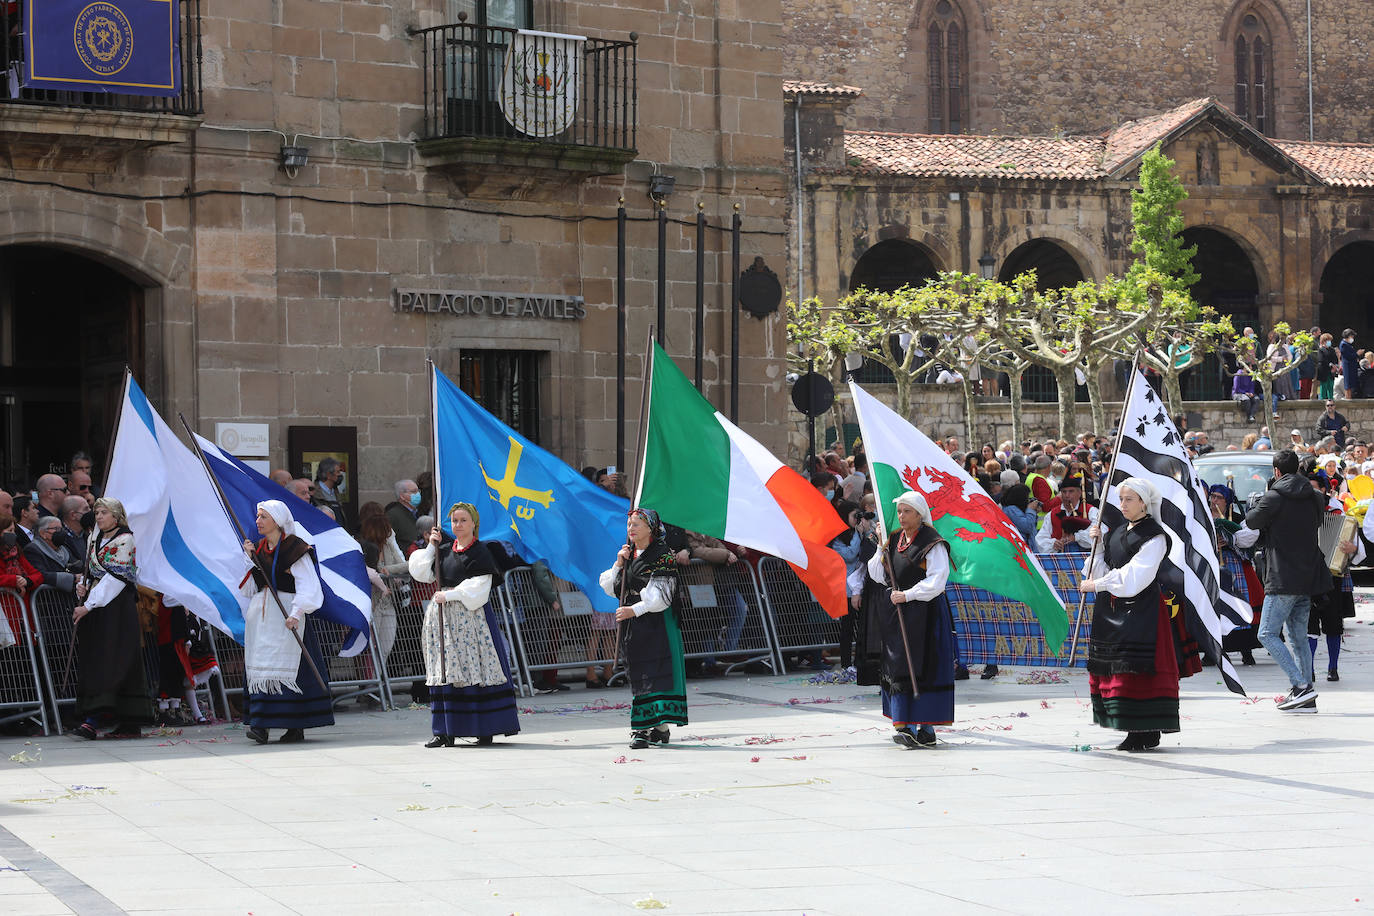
[978,253,997,281]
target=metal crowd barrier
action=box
[31,585,234,727]
[0,588,52,736]
[374,571,529,703]
[756,556,840,670]
[673,559,782,672]
[500,565,617,692]
[210,616,388,713]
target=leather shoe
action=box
[246,727,270,745]
[1327,670,1339,682]
[277,728,305,744]
[425,735,454,748]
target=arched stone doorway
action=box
[998,239,1087,402]
[1180,227,1260,400]
[0,245,145,488]
[848,238,940,293]
[997,238,1086,291]
[847,239,942,384]
[1319,241,1374,346]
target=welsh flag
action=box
[637,343,849,618]
[850,381,1069,652]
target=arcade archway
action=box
[848,238,940,293]
[1180,227,1260,399]
[998,239,1086,401]
[1319,241,1374,346]
[0,246,145,488]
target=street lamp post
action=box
[978,253,997,281]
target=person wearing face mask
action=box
[386,478,423,546]
[311,457,351,532]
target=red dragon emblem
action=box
[900,464,1034,575]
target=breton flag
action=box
[430,364,629,614]
[106,375,251,643]
[193,435,373,657]
[850,380,1070,651]
[1100,370,1252,696]
[637,342,849,618]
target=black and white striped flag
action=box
[1099,370,1253,697]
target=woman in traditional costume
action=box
[1210,484,1262,666]
[1081,477,1178,752]
[862,491,955,749]
[600,507,688,749]
[242,500,334,745]
[408,502,519,747]
[70,498,154,739]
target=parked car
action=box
[1194,450,1274,506]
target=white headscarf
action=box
[1118,476,1163,520]
[256,499,297,537]
[893,490,931,525]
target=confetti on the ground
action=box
[806,667,857,685]
[749,756,760,763]
[743,735,790,745]
[1070,745,1094,752]
[1039,700,1052,708]
[520,699,633,715]
[781,755,808,760]
[634,896,668,909]
[8,747,40,763]
[1017,670,1068,685]
[611,756,644,764]
[786,696,841,705]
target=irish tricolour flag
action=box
[636,343,849,618]
[850,381,1069,652]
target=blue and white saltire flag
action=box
[431,364,628,613]
[194,434,372,657]
[106,375,251,643]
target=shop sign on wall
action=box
[393,288,586,321]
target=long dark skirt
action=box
[75,586,154,724]
[246,617,335,730]
[624,607,688,730]
[431,604,520,739]
[877,593,956,727]
[1089,600,1180,734]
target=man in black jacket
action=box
[1243,449,1328,711]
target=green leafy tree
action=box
[1242,322,1316,430]
[1126,145,1200,291]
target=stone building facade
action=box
[781,0,1374,142]
[0,0,789,506]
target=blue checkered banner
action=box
[23,0,181,96]
[949,552,1092,667]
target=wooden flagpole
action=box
[427,360,448,683]
[1065,349,1142,665]
[178,415,328,693]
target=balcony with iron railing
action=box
[0,2,202,168]
[412,17,637,178]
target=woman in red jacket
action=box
[0,516,43,644]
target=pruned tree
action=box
[1242,322,1316,428]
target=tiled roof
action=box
[837,97,1348,186]
[1274,140,1374,188]
[842,132,1107,180]
[1102,97,1214,173]
[783,79,863,99]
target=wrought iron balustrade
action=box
[415,21,635,153]
[0,1,202,116]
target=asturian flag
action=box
[194,435,373,657]
[106,375,251,643]
[431,364,628,613]
[1100,370,1253,696]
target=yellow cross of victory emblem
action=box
[480,437,555,535]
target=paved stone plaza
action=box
[2,612,1372,916]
